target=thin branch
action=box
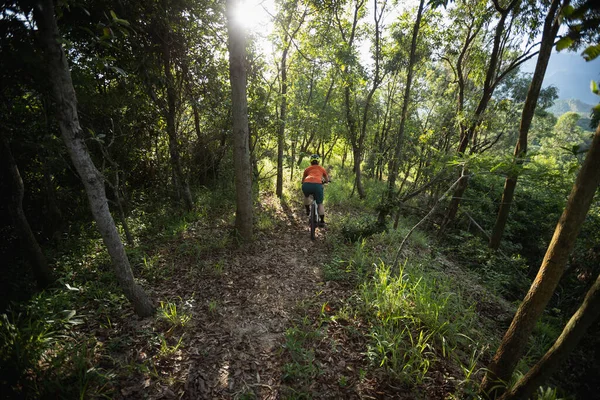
[463,210,490,240]
[393,170,470,269]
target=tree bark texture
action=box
[34,0,154,317]
[1,137,53,289]
[227,0,254,240]
[481,122,600,397]
[344,83,365,198]
[489,0,565,250]
[500,261,600,400]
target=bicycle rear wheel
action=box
[310,202,318,240]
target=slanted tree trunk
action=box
[443,0,520,228]
[1,136,53,289]
[226,0,253,240]
[481,122,600,398]
[489,0,565,249]
[500,267,600,400]
[34,0,154,317]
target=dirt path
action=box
[183,215,329,399]
[119,197,337,399]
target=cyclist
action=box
[302,154,330,227]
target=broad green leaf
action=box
[116,18,130,27]
[582,44,600,61]
[110,10,117,20]
[562,4,574,17]
[556,36,573,51]
[591,80,599,95]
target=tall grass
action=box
[360,261,478,385]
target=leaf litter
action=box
[85,193,480,399]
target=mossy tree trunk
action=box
[481,122,600,398]
[500,267,600,400]
[489,0,564,250]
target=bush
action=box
[340,214,386,242]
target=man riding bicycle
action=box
[302,154,330,227]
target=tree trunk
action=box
[1,136,53,289]
[353,145,365,198]
[441,174,470,230]
[276,46,288,198]
[345,85,366,199]
[112,178,134,246]
[339,0,366,199]
[163,38,194,211]
[226,0,253,241]
[500,268,600,400]
[489,0,564,249]
[290,136,296,180]
[386,0,425,201]
[34,0,154,317]
[481,122,600,398]
[444,1,517,227]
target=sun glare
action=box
[231,0,273,33]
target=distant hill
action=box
[545,99,596,131]
[522,51,600,104]
[547,99,595,116]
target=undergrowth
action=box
[0,186,234,399]
[304,209,568,399]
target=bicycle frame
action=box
[309,194,318,240]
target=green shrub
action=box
[0,290,112,398]
[340,214,386,242]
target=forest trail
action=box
[182,200,329,399]
[118,194,351,399]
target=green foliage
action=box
[444,233,530,299]
[281,318,322,397]
[339,214,386,242]
[360,262,479,386]
[506,371,567,400]
[328,239,375,283]
[157,334,185,358]
[526,316,562,362]
[158,299,192,330]
[0,292,112,398]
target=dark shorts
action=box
[302,182,324,204]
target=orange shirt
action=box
[302,165,329,184]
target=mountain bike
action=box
[308,194,319,241]
[307,180,329,241]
